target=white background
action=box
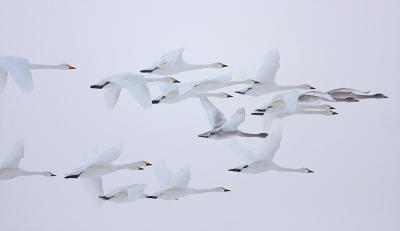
[0,1,399,230]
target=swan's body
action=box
[146,160,230,200]
[228,127,314,174]
[198,97,267,140]
[252,90,337,131]
[0,55,75,94]
[299,89,387,103]
[140,47,228,75]
[328,92,388,100]
[90,73,180,109]
[152,83,232,104]
[234,48,314,97]
[178,72,257,95]
[0,140,56,181]
[64,144,151,179]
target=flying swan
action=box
[198,97,267,139]
[0,55,75,94]
[140,47,228,75]
[235,47,314,96]
[90,73,180,109]
[146,160,230,200]
[0,139,56,181]
[227,127,314,174]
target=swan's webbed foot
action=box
[64,172,82,179]
[251,112,264,116]
[228,168,241,172]
[146,195,157,199]
[259,133,268,138]
[99,196,114,200]
[90,82,110,89]
[140,67,159,73]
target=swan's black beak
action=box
[309,85,315,89]
[172,78,180,83]
[138,167,144,170]
[328,105,335,109]
[144,161,152,166]
[50,172,56,177]
[67,65,76,69]
[228,168,241,172]
[226,93,233,98]
[331,111,338,115]
[220,63,228,68]
[253,80,260,84]
[307,168,314,173]
[223,188,231,192]
[384,95,388,98]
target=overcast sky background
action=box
[0,1,399,230]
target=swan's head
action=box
[224,93,233,98]
[143,161,152,166]
[374,93,388,98]
[215,187,231,192]
[46,172,56,177]
[58,63,76,70]
[252,80,260,84]
[218,62,228,68]
[307,85,316,90]
[300,168,314,173]
[164,77,180,83]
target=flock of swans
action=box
[0,47,387,205]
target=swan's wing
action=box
[254,47,280,84]
[157,82,179,95]
[282,90,300,112]
[155,160,174,189]
[179,81,199,95]
[85,144,123,167]
[110,74,151,110]
[236,71,250,80]
[80,177,105,207]
[0,56,33,93]
[0,139,24,169]
[104,88,121,110]
[163,47,186,66]
[200,97,227,130]
[81,147,98,167]
[227,139,256,162]
[262,113,276,132]
[166,166,191,189]
[327,88,370,94]
[253,126,282,162]
[218,107,245,131]
[127,184,148,202]
[0,68,7,94]
[301,90,335,101]
[208,72,232,83]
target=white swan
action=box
[152,83,233,104]
[79,174,148,207]
[0,140,56,180]
[234,47,315,96]
[251,90,337,131]
[146,160,230,200]
[0,55,75,94]
[228,127,314,174]
[198,97,268,139]
[140,47,228,75]
[298,90,358,102]
[178,72,258,95]
[90,73,180,110]
[64,144,151,179]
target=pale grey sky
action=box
[0,1,399,230]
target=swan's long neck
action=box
[275,84,307,91]
[226,80,252,86]
[21,170,48,176]
[114,162,142,171]
[29,64,64,70]
[194,92,226,98]
[237,131,267,138]
[189,187,219,194]
[352,94,379,99]
[188,64,217,70]
[146,78,168,83]
[294,109,330,115]
[272,165,303,173]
